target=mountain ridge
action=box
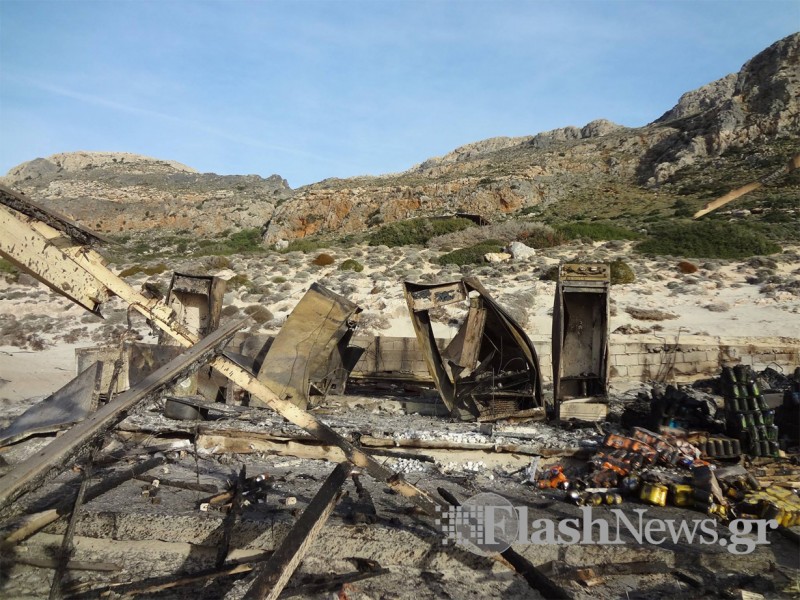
[3,33,798,243]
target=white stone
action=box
[507,241,536,260]
[275,239,289,250]
[484,252,511,263]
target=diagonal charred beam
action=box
[0,320,244,512]
[1,456,167,544]
[243,462,353,600]
[0,184,110,246]
[0,198,444,517]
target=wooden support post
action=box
[215,465,246,568]
[460,296,487,370]
[48,459,93,600]
[243,462,353,600]
[0,320,243,512]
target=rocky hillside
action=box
[2,35,797,245]
[1,151,291,236]
[263,33,799,245]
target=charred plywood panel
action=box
[255,283,362,409]
[552,263,610,419]
[0,362,102,446]
[404,278,543,421]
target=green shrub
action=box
[119,263,167,278]
[368,217,475,247]
[205,255,233,269]
[285,237,326,253]
[225,228,263,253]
[437,240,504,266]
[339,259,364,272]
[0,258,19,282]
[516,225,569,249]
[557,221,642,241]
[429,221,566,250]
[609,260,636,284]
[196,228,265,256]
[243,305,274,324]
[272,276,287,284]
[226,274,250,289]
[313,253,335,266]
[636,222,781,259]
[221,305,240,317]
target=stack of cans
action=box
[721,365,778,457]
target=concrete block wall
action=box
[602,335,800,382]
[351,334,799,384]
[352,336,443,378]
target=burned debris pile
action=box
[404,278,544,422]
[535,366,800,535]
[0,183,799,599]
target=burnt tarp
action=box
[404,277,543,421]
[552,263,610,421]
[254,283,363,409]
[0,362,102,446]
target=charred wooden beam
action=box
[437,487,573,600]
[216,465,246,568]
[0,184,110,246]
[243,462,353,600]
[48,458,93,600]
[0,320,243,512]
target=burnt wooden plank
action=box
[459,296,487,371]
[0,184,110,246]
[243,462,353,600]
[2,456,166,544]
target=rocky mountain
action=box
[1,151,291,236]
[262,33,799,245]
[2,34,798,245]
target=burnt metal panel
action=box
[255,283,362,409]
[0,362,102,446]
[404,278,543,421]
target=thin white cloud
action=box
[19,77,343,165]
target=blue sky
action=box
[0,1,797,188]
